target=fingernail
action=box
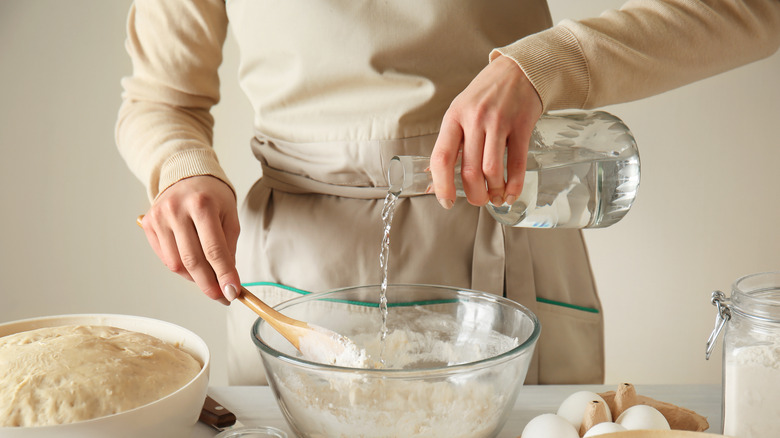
[438,198,454,210]
[223,284,239,301]
[505,194,518,206]
[491,195,504,206]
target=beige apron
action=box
[224,0,604,385]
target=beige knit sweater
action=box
[116,0,780,200]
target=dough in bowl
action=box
[0,325,202,427]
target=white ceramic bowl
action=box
[0,314,210,438]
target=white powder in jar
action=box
[723,342,780,438]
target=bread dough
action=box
[0,325,201,427]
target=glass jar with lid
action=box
[706,271,780,438]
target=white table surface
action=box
[191,384,722,437]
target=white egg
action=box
[616,404,671,430]
[556,390,612,429]
[583,422,628,437]
[522,413,580,438]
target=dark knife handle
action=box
[200,395,237,429]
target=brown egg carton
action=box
[596,383,709,432]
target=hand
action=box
[430,55,543,209]
[139,175,241,305]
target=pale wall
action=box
[1,1,778,386]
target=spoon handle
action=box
[237,286,306,327]
[237,287,309,350]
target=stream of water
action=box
[378,190,399,364]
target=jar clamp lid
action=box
[705,271,780,360]
[705,291,731,360]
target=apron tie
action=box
[251,132,439,199]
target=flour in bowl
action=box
[294,303,521,370]
[298,324,369,368]
[275,316,524,438]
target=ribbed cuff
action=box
[490,24,590,112]
[156,148,235,200]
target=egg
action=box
[616,404,671,430]
[521,413,580,438]
[556,390,612,429]
[583,422,628,437]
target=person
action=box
[117,0,780,385]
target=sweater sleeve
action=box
[115,0,233,201]
[491,0,780,112]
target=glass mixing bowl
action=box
[252,284,540,438]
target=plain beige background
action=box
[1,1,778,387]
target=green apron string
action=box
[242,281,599,313]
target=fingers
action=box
[434,109,507,208]
[430,117,462,209]
[431,55,542,210]
[504,132,528,206]
[158,224,196,283]
[461,126,489,206]
[176,219,225,302]
[432,111,503,208]
[483,130,507,206]
[139,176,240,305]
[193,211,241,301]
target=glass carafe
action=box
[387,110,640,228]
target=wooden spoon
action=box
[236,285,367,367]
[135,215,367,367]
